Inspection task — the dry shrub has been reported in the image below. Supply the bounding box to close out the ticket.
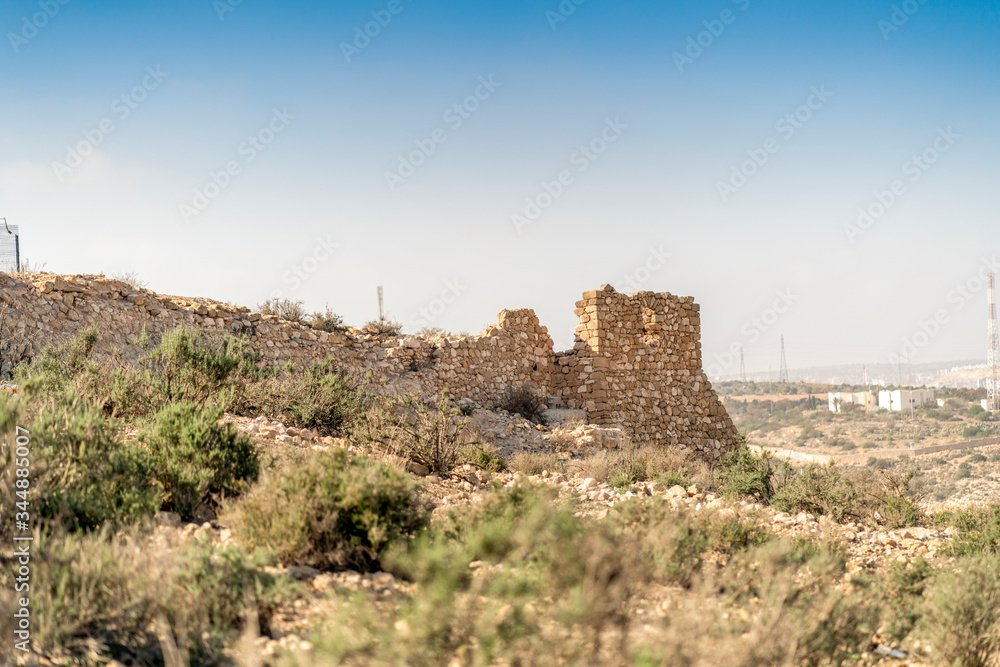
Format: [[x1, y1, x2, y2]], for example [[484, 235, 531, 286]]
[[569, 446, 714, 490], [508, 451, 564, 476], [361, 317, 403, 339], [496, 384, 545, 423], [257, 297, 306, 323]]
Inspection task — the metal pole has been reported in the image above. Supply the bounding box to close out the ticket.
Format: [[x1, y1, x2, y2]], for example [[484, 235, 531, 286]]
[[14, 234, 19, 273]]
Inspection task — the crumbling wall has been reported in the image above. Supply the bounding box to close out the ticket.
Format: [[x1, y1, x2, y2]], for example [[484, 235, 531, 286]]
[[553, 285, 737, 459], [1, 274, 737, 459]]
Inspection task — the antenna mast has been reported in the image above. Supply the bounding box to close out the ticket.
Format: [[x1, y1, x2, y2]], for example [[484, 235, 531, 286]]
[[377, 286, 384, 321], [739, 346, 747, 382], [779, 335, 788, 383], [988, 273, 999, 411]]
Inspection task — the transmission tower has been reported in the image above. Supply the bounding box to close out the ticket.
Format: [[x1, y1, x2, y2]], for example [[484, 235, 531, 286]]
[[988, 273, 999, 411], [739, 346, 747, 382], [779, 335, 788, 383]]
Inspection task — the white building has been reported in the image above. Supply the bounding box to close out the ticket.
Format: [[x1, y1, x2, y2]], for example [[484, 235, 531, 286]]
[[828, 391, 878, 413], [878, 388, 935, 411]]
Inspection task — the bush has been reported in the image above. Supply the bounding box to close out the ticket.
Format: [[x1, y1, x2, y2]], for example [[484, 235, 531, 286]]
[[257, 297, 306, 323], [0, 527, 294, 665], [773, 465, 923, 528], [466, 444, 506, 473], [362, 318, 403, 339], [616, 498, 770, 587], [224, 448, 429, 571], [496, 384, 545, 423], [144, 326, 264, 408], [370, 484, 641, 665], [715, 445, 782, 503], [351, 392, 470, 473], [138, 402, 260, 521], [938, 505, 1000, 557], [0, 397, 159, 532], [247, 359, 363, 435], [507, 451, 563, 476], [922, 555, 1000, 667], [308, 304, 348, 332]]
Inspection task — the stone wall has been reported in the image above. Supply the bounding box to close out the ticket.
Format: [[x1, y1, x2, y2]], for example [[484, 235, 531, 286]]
[[0, 273, 738, 459]]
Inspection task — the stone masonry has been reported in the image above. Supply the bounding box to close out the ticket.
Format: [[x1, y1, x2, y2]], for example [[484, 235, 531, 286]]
[[0, 273, 738, 459]]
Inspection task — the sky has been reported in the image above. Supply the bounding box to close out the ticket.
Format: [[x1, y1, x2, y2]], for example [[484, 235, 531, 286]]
[[0, 0, 997, 378]]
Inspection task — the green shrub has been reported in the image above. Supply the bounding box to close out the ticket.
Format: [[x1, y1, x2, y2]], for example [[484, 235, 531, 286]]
[[138, 402, 259, 521], [351, 392, 470, 473], [970, 453, 988, 463], [224, 449, 429, 571], [247, 359, 362, 435], [615, 498, 769, 587], [921, 555, 1000, 667], [14, 326, 99, 399], [368, 485, 640, 665], [715, 445, 782, 503], [964, 424, 987, 439], [956, 462, 973, 480], [466, 444, 506, 473], [773, 465, 922, 528], [144, 326, 264, 407], [0, 397, 159, 532], [0, 527, 294, 665], [937, 505, 1000, 557], [307, 304, 348, 332]]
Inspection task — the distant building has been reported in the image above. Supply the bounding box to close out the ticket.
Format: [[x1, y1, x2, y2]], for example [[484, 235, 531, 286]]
[[878, 389, 935, 411], [828, 391, 877, 413]]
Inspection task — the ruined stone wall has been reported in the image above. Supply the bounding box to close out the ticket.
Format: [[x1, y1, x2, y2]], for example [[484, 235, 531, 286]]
[[553, 285, 737, 459], [0, 273, 737, 459]]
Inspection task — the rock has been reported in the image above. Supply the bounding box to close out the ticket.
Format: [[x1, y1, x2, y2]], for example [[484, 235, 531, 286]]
[[580, 478, 597, 490], [406, 461, 430, 476], [288, 565, 321, 581], [155, 511, 181, 528]]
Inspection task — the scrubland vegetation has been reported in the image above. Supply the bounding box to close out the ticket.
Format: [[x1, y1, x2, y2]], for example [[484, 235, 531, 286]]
[[5, 329, 1000, 664]]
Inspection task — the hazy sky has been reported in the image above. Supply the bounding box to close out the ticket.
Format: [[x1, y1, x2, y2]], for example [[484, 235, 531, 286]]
[[1, 0, 997, 377]]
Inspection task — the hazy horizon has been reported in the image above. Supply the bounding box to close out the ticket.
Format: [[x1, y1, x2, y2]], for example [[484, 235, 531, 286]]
[[1, 0, 997, 375]]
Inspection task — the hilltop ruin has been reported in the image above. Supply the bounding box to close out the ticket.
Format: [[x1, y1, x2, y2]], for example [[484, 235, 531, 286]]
[[0, 275, 738, 459]]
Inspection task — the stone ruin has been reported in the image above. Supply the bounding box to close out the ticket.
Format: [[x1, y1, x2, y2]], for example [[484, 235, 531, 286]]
[[0, 274, 739, 460]]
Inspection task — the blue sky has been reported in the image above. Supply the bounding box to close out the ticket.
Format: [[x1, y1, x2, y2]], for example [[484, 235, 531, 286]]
[[1, 0, 997, 376]]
